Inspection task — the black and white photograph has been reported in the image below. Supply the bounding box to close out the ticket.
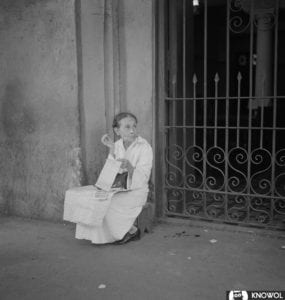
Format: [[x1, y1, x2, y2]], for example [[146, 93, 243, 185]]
[[0, 0, 284, 299]]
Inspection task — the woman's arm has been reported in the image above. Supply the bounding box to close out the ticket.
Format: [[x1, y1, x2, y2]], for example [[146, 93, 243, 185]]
[[129, 144, 153, 189]]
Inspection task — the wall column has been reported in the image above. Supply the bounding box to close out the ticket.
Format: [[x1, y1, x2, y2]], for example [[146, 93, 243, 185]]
[[104, 0, 123, 132], [253, 9, 274, 109], [241, 0, 275, 109]]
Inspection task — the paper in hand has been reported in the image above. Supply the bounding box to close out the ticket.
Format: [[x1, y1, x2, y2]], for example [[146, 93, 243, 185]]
[[95, 159, 122, 191]]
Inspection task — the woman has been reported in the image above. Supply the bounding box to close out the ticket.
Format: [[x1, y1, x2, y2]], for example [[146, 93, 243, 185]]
[[75, 112, 153, 244]]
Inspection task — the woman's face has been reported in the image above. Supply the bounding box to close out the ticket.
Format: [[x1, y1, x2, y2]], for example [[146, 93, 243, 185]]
[[115, 116, 137, 143]]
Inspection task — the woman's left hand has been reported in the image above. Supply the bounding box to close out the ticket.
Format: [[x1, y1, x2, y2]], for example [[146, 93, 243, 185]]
[[117, 159, 134, 175]]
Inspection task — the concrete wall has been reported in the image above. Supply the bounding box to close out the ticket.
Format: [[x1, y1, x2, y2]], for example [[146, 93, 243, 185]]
[[119, 0, 154, 144], [0, 0, 154, 220], [79, 0, 108, 184], [0, 0, 82, 220]]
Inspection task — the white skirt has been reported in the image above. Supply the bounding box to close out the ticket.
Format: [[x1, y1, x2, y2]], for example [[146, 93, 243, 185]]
[[75, 188, 148, 244]]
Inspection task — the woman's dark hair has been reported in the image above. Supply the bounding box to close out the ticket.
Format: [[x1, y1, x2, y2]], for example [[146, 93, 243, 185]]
[[112, 112, 138, 129]]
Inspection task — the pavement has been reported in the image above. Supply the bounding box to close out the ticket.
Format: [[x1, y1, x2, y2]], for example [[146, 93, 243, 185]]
[[0, 216, 284, 300]]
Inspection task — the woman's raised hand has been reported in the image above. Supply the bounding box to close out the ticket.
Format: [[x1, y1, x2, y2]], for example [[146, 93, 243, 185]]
[[101, 134, 114, 148]]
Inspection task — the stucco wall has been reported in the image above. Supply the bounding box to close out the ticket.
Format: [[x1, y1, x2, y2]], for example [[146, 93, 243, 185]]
[[0, 0, 81, 220], [119, 0, 154, 144], [79, 0, 108, 184], [0, 0, 154, 220]]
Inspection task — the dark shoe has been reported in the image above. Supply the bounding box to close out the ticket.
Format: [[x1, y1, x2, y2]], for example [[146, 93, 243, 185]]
[[115, 229, 141, 245]]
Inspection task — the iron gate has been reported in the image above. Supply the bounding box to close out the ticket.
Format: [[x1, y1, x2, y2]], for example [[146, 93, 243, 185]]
[[162, 0, 285, 229]]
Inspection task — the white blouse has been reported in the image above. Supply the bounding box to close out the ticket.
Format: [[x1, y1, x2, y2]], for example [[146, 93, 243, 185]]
[[108, 136, 153, 190]]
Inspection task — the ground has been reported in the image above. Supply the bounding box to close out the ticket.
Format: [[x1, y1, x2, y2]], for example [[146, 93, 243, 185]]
[[0, 216, 284, 300]]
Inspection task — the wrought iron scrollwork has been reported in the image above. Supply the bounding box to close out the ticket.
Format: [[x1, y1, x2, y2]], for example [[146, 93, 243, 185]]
[[186, 191, 203, 216], [250, 148, 272, 195], [163, 0, 284, 229], [273, 199, 285, 216], [228, 147, 248, 193], [275, 149, 285, 198], [249, 196, 271, 224], [166, 189, 183, 214], [228, 195, 248, 222], [229, 0, 250, 34], [205, 193, 225, 219], [185, 145, 203, 189], [165, 144, 184, 188], [205, 147, 225, 191]]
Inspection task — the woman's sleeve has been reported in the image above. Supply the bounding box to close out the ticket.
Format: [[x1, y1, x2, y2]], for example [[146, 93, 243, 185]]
[[129, 144, 153, 190]]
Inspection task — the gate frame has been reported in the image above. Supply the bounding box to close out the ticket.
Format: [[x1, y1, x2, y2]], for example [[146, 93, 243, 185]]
[[154, 0, 166, 218], [154, 0, 285, 229]]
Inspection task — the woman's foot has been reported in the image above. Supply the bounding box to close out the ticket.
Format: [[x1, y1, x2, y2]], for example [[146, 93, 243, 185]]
[[129, 225, 138, 234], [115, 228, 141, 245]]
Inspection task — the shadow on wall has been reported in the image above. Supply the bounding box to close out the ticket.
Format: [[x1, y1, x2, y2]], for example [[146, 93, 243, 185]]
[[0, 79, 36, 215], [0, 79, 84, 219], [1, 79, 36, 139]]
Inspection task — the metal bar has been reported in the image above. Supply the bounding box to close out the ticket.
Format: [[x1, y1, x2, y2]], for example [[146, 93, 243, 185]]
[[246, 0, 254, 222], [165, 211, 283, 230], [237, 72, 242, 147], [168, 0, 177, 216], [164, 186, 284, 201], [193, 74, 197, 144], [182, 0, 186, 214], [271, 0, 279, 221], [203, 0, 208, 215], [169, 0, 177, 126], [183, 0, 186, 99], [260, 80, 265, 148], [214, 73, 219, 147], [165, 95, 285, 101], [224, 0, 230, 219], [156, 0, 166, 218]]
